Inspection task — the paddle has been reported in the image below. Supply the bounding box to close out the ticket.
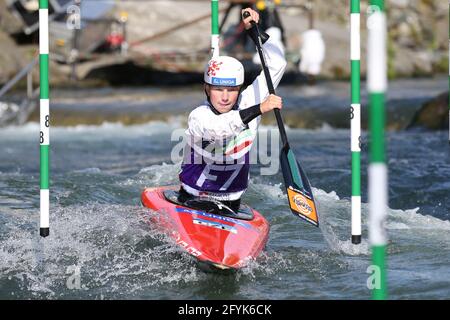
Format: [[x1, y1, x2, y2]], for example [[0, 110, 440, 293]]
[[243, 11, 319, 227]]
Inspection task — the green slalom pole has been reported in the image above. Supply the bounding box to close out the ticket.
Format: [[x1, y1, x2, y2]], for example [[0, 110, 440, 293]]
[[211, 0, 219, 57], [39, 0, 50, 238], [448, 0, 449, 143], [367, 0, 387, 300], [350, 0, 361, 244]]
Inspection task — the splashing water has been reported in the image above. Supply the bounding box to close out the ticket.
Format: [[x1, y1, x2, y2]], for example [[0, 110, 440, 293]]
[[1, 81, 449, 299]]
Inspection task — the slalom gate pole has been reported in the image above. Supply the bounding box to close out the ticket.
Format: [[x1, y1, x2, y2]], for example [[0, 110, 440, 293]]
[[350, 0, 362, 244], [211, 0, 220, 57], [39, 0, 50, 238], [367, 0, 388, 300]]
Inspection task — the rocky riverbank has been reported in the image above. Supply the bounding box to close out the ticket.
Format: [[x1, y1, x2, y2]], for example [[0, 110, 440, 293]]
[[0, 0, 448, 87], [15, 76, 445, 130]]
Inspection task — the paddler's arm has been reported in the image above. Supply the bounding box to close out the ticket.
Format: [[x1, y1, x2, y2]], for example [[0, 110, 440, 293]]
[[188, 97, 282, 140], [238, 12, 287, 109], [239, 94, 283, 124]]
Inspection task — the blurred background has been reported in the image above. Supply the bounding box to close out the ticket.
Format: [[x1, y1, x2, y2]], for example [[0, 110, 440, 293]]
[[0, 1, 449, 300], [0, 0, 448, 128]]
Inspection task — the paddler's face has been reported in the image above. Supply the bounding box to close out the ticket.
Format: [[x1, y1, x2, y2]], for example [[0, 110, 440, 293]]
[[205, 84, 240, 113]]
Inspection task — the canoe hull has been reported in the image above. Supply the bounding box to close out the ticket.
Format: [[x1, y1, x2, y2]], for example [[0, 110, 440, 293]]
[[140, 186, 270, 270]]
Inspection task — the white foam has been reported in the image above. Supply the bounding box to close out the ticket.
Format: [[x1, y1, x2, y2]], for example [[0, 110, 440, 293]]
[[314, 190, 450, 254], [0, 120, 182, 142], [391, 207, 450, 230], [72, 168, 102, 174], [0, 203, 207, 298], [312, 187, 340, 201], [248, 181, 285, 200], [251, 181, 450, 256], [135, 162, 180, 186]]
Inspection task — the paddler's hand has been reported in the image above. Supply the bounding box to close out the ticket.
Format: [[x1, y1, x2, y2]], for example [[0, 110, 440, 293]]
[[260, 94, 282, 114], [242, 8, 259, 30]]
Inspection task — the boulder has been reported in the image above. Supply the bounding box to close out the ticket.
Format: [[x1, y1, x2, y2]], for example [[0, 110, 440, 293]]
[[407, 91, 449, 130]]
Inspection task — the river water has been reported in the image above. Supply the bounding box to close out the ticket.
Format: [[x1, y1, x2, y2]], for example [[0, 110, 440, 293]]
[[0, 77, 449, 299]]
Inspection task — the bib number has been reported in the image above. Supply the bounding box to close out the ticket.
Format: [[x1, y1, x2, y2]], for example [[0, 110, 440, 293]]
[[196, 164, 243, 191]]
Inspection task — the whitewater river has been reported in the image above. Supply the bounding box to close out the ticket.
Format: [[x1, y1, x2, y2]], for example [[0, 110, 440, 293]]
[[0, 77, 449, 299]]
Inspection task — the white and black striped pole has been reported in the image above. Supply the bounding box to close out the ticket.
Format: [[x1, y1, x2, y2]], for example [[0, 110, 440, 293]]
[[367, 0, 387, 300], [211, 0, 220, 57], [350, 0, 361, 244], [39, 0, 50, 238]]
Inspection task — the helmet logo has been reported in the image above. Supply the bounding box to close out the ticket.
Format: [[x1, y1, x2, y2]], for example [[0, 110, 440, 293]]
[[211, 77, 236, 86], [207, 61, 223, 76]]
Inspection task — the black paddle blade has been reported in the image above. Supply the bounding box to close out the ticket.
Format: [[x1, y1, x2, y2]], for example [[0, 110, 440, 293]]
[[279, 146, 319, 227]]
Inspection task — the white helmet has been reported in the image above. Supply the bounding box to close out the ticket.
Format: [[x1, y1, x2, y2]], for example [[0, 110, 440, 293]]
[[204, 56, 244, 86]]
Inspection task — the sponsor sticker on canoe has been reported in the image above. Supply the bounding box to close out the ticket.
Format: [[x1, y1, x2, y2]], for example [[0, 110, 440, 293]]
[[193, 218, 238, 234], [287, 187, 318, 226], [175, 207, 255, 231]]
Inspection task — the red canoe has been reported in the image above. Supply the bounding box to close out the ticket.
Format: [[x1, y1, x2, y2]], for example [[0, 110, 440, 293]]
[[141, 186, 270, 270]]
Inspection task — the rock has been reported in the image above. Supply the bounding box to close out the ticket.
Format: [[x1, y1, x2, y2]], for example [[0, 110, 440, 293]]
[[0, 30, 25, 85], [0, 0, 448, 82], [391, 0, 409, 9], [407, 91, 449, 130], [0, 0, 23, 34], [414, 51, 434, 74]]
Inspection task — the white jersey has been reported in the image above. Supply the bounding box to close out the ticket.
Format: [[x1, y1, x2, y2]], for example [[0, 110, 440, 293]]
[[180, 36, 287, 200]]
